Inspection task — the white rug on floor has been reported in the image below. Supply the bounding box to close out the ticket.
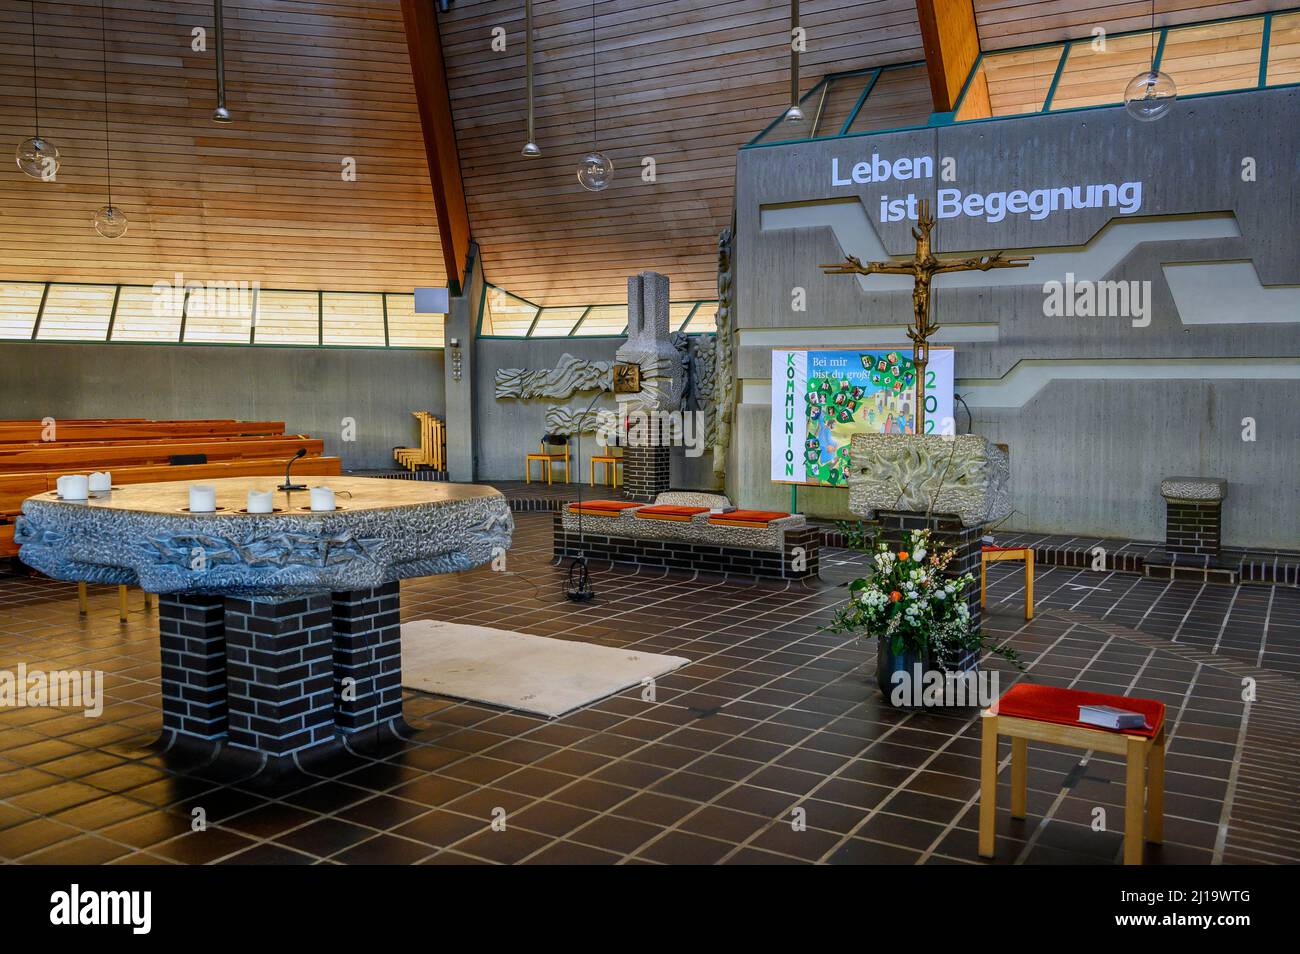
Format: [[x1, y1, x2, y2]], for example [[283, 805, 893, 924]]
[[400, 620, 690, 718]]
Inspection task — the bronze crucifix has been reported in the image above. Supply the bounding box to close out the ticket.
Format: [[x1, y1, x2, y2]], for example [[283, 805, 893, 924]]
[[820, 198, 1033, 434]]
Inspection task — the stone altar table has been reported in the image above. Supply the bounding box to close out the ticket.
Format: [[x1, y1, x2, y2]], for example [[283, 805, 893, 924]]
[[16, 476, 513, 770]]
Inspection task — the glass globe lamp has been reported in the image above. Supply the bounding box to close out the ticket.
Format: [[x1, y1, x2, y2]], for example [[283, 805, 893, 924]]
[[577, 151, 613, 192], [16, 136, 60, 180], [1124, 70, 1176, 122], [93, 205, 129, 239]]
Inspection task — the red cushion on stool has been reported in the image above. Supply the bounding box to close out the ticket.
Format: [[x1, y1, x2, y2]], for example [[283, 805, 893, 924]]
[[982, 545, 1030, 552], [992, 683, 1164, 738]]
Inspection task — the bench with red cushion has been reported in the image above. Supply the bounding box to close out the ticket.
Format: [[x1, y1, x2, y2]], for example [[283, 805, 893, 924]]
[[708, 509, 790, 528], [632, 504, 709, 522], [991, 683, 1165, 739], [566, 500, 642, 517]]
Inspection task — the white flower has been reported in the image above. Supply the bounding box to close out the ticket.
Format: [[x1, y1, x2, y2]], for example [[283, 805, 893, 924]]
[[934, 590, 946, 600], [913, 547, 927, 562]]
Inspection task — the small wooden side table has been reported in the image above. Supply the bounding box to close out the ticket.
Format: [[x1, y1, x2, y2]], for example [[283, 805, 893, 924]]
[[979, 683, 1165, 865]]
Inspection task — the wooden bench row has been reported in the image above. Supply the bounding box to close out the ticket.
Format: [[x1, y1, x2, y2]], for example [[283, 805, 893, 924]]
[[0, 436, 324, 472], [0, 420, 287, 443]]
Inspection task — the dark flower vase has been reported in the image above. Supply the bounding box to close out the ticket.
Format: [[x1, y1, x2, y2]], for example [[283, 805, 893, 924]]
[[876, 636, 930, 706]]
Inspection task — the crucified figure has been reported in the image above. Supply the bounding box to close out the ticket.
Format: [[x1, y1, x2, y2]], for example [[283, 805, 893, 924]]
[[820, 198, 1033, 434]]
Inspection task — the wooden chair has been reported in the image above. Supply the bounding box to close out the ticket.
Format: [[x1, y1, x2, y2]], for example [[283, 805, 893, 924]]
[[394, 411, 432, 471], [980, 684, 1165, 865], [589, 444, 623, 488], [77, 582, 153, 621], [525, 434, 570, 485], [980, 545, 1034, 620]]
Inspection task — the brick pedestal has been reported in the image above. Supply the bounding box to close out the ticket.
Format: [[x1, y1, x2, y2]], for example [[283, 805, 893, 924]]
[[1165, 500, 1223, 558], [155, 585, 409, 771], [224, 594, 336, 761], [622, 444, 670, 501], [875, 511, 983, 671], [331, 582, 405, 738], [158, 594, 227, 741]]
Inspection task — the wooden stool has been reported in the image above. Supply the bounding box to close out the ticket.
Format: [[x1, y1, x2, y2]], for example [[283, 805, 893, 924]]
[[979, 683, 1165, 865], [77, 582, 153, 621], [981, 545, 1034, 619]]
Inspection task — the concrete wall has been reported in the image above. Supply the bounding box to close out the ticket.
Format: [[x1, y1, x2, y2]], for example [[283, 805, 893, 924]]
[[0, 342, 445, 471], [732, 87, 1300, 547], [475, 336, 718, 491]]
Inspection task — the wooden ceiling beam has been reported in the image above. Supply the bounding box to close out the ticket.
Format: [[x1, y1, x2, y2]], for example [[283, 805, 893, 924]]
[[400, 0, 471, 294], [915, 0, 985, 114]]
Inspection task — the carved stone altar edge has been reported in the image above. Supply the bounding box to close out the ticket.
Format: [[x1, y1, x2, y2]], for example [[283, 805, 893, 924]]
[[16, 494, 514, 597]]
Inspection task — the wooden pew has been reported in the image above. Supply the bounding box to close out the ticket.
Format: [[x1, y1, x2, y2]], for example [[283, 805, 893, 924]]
[[0, 437, 324, 472], [0, 420, 287, 443]]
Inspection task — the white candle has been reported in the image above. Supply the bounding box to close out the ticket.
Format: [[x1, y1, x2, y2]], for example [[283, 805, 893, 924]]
[[309, 486, 336, 512], [88, 471, 112, 492], [189, 485, 216, 512], [61, 475, 89, 500], [247, 490, 274, 513]]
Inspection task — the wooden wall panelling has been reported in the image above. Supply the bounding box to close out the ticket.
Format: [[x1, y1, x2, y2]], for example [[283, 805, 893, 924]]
[[972, 0, 1289, 51], [0, 0, 444, 292], [436, 0, 926, 307]]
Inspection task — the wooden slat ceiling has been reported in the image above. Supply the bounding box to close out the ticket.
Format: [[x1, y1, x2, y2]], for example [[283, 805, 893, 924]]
[[438, 0, 925, 307], [0, 0, 443, 291], [973, 0, 1293, 51]]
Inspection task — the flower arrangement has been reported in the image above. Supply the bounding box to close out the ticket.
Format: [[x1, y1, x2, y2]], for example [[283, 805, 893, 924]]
[[829, 528, 1021, 669]]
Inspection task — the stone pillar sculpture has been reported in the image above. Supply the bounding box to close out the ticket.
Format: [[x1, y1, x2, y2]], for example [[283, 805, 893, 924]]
[[615, 271, 684, 500]]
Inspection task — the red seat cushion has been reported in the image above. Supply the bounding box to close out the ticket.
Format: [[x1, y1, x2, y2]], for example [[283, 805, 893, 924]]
[[709, 509, 790, 526], [634, 505, 709, 522], [567, 500, 639, 515], [992, 683, 1164, 738], [982, 545, 1031, 552]]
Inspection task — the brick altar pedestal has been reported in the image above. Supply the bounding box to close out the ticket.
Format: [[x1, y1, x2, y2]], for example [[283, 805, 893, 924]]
[[158, 583, 409, 769], [1145, 477, 1236, 584]]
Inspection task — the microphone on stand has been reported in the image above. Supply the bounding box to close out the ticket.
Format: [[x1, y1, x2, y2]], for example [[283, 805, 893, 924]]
[[278, 447, 308, 491]]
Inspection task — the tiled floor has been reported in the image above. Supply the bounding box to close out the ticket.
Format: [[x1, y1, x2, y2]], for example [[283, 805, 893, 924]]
[[0, 512, 1295, 865]]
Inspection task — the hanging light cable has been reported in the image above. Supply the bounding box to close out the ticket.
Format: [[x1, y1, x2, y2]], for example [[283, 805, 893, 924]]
[[1124, 0, 1176, 121], [784, 0, 803, 121], [213, 0, 232, 122], [93, 0, 127, 238], [576, 0, 612, 191], [521, 0, 540, 156], [15, 0, 60, 180]]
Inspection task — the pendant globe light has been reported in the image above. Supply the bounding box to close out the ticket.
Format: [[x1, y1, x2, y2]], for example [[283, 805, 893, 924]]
[[1125, 0, 1176, 121], [15, 1, 60, 180], [577, 0, 612, 191], [93, 0, 127, 238], [520, 0, 540, 157]]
